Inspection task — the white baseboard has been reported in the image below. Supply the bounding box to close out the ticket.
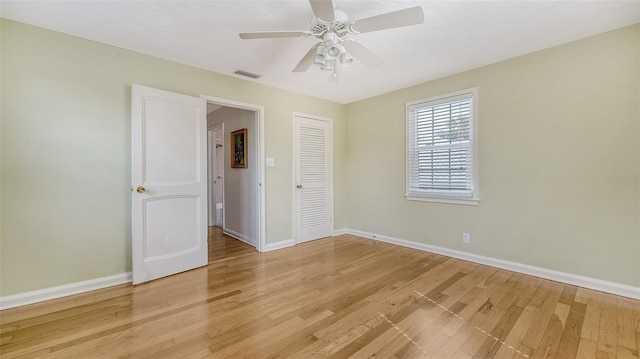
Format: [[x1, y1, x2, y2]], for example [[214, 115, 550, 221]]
[[333, 228, 348, 236], [347, 229, 640, 300], [263, 228, 346, 252], [262, 239, 295, 252], [4, 230, 636, 310], [0, 272, 132, 310], [223, 228, 256, 248]]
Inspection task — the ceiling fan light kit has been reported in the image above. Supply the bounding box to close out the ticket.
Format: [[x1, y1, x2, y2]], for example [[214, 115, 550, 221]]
[[323, 59, 335, 71], [313, 45, 327, 66], [339, 48, 353, 66], [316, 32, 352, 72], [239, 0, 425, 81], [323, 33, 342, 58]]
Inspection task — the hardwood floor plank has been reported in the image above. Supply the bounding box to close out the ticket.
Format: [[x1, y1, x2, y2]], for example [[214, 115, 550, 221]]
[[433, 273, 518, 358], [347, 308, 431, 358], [512, 275, 544, 309], [531, 302, 571, 359], [617, 345, 638, 359], [492, 304, 538, 359], [599, 296, 619, 357], [582, 293, 604, 343], [460, 306, 507, 356], [439, 270, 513, 338], [617, 297, 638, 355], [394, 313, 456, 358], [556, 301, 587, 358], [470, 304, 523, 359], [577, 338, 598, 358], [209, 316, 306, 358], [559, 285, 578, 305], [520, 281, 564, 352]]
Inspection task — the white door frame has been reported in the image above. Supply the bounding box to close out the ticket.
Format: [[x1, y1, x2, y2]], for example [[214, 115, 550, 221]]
[[201, 95, 265, 252], [207, 129, 215, 226], [207, 124, 224, 227], [292, 112, 334, 244]]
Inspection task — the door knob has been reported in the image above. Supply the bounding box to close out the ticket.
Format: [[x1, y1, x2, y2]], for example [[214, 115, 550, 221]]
[[136, 186, 146, 193], [296, 184, 303, 189]]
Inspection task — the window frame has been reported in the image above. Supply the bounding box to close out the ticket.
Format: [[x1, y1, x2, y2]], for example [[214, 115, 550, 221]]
[[405, 88, 479, 205]]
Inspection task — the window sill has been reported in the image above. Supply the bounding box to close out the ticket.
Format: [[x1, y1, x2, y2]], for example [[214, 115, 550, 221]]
[[405, 194, 479, 206]]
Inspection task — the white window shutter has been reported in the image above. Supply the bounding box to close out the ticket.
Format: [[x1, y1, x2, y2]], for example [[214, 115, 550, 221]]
[[407, 90, 477, 202]]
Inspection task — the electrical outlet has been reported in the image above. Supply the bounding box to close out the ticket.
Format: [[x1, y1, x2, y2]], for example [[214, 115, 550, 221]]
[[462, 233, 470, 244]]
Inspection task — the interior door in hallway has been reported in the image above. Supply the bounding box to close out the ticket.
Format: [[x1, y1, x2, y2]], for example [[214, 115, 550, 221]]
[[294, 114, 334, 243], [131, 84, 208, 285], [208, 124, 224, 228]]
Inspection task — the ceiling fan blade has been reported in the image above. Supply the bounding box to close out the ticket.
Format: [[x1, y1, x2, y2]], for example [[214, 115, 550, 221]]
[[344, 41, 385, 68], [309, 0, 335, 22], [239, 31, 311, 39], [350, 6, 424, 34], [293, 44, 320, 72]]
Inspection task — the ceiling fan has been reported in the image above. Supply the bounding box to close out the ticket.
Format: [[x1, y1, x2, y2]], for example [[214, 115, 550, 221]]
[[239, 0, 424, 81]]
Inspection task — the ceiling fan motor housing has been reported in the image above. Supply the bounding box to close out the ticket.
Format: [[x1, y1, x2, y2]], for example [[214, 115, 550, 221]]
[[310, 10, 350, 38]]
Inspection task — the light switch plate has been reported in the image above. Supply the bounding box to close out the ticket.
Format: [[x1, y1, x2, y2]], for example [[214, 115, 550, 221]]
[[266, 157, 275, 167]]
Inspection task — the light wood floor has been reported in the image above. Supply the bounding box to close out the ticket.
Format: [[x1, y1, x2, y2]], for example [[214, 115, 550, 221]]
[[1, 228, 638, 358]]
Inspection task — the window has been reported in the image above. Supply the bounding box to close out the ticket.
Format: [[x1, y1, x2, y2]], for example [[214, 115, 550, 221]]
[[406, 88, 478, 205]]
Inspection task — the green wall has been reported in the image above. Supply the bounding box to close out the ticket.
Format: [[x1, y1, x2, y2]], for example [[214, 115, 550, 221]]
[[346, 24, 640, 287], [1, 19, 638, 297], [0, 19, 347, 296]]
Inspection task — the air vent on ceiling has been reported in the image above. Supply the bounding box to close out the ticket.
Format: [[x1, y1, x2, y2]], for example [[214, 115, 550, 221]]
[[234, 70, 260, 79]]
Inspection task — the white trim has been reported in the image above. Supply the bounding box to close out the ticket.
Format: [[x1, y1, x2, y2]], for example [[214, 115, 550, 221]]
[[406, 91, 476, 109], [262, 239, 295, 252], [292, 112, 334, 124], [223, 228, 256, 247], [404, 195, 479, 206], [333, 228, 348, 236], [405, 87, 480, 203], [0, 273, 132, 310], [345, 229, 640, 300], [207, 126, 224, 226], [207, 129, 214, 226], [201, 95, 266, 252]]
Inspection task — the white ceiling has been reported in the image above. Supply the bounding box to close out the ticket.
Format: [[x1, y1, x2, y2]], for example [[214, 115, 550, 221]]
[[1, 0, 638, 104]]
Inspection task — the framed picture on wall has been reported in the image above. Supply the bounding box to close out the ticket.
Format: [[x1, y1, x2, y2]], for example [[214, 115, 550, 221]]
[[231, 128, 247, 168]]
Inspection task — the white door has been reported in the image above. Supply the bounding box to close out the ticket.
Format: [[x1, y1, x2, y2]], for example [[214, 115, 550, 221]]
[[131, 84, 208, 285], [294, 114, 333, 243]]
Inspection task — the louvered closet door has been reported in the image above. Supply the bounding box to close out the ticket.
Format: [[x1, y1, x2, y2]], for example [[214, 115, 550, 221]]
[[294, 115, 333, 243]]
